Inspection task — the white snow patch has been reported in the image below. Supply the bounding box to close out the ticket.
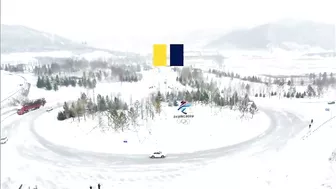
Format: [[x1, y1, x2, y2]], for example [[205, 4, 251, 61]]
[[34, 105, 270, 154]]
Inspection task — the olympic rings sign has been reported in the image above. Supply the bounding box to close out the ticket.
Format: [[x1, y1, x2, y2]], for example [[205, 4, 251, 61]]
[[176, 118, 190, 125]]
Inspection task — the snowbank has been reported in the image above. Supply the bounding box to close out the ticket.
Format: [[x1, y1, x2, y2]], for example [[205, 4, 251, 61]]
[[34, 105, 270, 154], [0, 71, 25, 102]]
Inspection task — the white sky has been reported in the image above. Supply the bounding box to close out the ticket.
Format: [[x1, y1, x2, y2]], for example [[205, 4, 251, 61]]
[[1, 0, 336, 52]]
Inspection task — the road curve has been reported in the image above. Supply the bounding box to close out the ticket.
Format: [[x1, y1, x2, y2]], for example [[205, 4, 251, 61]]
[[5, 105, 307, 168]]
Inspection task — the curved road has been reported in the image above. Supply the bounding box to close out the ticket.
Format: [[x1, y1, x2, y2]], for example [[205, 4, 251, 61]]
[[1, 104, 307, 188], [4, 106, 306, 164]]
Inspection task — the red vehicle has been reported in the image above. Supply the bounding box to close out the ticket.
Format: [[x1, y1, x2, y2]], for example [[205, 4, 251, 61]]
[[17, 98, 46, 115]]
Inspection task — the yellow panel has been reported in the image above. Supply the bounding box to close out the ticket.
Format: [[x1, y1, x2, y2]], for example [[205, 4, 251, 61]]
[[153, 44, 167, 67]]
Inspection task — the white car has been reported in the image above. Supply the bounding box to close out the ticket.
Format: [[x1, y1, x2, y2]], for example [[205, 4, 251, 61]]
[[149, 151, 166, 158], [46, 107, 53, 112]]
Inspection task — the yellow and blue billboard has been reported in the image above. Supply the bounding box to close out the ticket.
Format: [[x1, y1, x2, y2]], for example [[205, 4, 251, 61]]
[[153, 44, 184, 67]]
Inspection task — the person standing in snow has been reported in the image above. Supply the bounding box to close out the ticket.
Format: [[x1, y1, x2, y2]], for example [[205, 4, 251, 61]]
[[309, 124, 311, 129], [311, 119, 313, 124]]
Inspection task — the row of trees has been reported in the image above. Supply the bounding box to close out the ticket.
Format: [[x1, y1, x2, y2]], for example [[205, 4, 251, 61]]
[[33, 63, 142, 84], [1, 64, 25, 72], [36, 73, 97, 91], [255, 84, 318, 99], [57, 87, 258, 132], [210, 69, 264, 83]]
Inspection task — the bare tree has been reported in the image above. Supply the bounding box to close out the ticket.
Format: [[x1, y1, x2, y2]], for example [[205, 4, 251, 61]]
[[96, 112, 107, 132], [75, 100, 84, 122], [140, 99, 145, 120], [128, 107, 139, 128], [239, 94, 250, 118]]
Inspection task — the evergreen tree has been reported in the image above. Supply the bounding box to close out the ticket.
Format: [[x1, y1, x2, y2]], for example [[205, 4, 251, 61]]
[[36, 76, 43, 88], [45, 77, 53, 90], [98, 97, 107, 111], [78, 79, 83, 87], [70, 79, 76, 87], [64, 77, 70, 87], [63, 102, 70, 118], [53, 83, 59, 91], [57, 111, 66, 121]]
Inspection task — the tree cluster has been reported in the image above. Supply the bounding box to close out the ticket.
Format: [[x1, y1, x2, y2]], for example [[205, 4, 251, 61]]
[[36, 72, 97, 91], [57, 92, 134, 132], [210, 69, 263, 83], [110, 65, 142, 82], [1, 64, 25, 72]]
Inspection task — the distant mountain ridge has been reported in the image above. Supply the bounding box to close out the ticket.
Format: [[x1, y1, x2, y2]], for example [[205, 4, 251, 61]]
[[205, 20, 336, 51], [0, 25, 134, 56]]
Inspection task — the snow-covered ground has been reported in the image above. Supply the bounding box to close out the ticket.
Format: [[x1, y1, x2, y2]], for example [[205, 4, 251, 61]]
[[224, 56, 336, 76], [34, 105, 270, 154], [171, 100, 336, 189], [0, 71, 25, 102], [20, 67, 271, 154], [1, 53, 336, 189]]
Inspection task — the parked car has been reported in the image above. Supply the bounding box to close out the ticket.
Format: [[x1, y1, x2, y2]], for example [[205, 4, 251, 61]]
[[149, 151, 166, 158]]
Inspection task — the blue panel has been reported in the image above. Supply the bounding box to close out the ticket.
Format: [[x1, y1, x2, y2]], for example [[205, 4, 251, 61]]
[[169, 44, 184, 66]]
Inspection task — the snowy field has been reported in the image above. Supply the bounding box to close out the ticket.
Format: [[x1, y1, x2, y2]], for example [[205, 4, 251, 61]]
[[223, 56, 336, 76], [171, 100, 336, 189], [1, 51, 336, 189], [0, 71, 25, 102], [34, 105, 270, 154]]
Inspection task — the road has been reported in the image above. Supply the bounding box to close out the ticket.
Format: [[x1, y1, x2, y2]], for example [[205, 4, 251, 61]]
[[0, 77, 308, 188], [2, 105, 306, 163]]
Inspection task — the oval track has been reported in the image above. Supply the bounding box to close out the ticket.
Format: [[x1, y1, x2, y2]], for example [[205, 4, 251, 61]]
[[6, 105, 306, 166], [1, 104, 308, 188]]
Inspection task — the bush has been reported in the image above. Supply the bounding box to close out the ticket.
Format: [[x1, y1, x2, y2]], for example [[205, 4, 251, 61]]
[[57, 111, 66, 121]]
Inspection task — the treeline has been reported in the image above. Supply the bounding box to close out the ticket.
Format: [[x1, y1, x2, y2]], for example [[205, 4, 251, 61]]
[[175, 67, 263, 87], [33, 63, 142, 83], [36, 72, 97, 91], [1, 64, 25, 72], [210, 69, 264, 83], [255, 84, 318, 99], [57, 89, 258, 131]]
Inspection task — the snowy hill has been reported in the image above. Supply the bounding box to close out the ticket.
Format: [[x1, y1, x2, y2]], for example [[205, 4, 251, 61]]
[[0, 25, 92, 53], [0, 25, 136, 56], [205, 20, 336, 52]]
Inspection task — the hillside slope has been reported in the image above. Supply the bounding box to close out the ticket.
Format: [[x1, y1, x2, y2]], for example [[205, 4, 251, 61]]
[[205, 20, 336, 51]]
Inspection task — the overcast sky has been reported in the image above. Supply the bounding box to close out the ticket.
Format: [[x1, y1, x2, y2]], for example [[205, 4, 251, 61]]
[[2, 0, 335, 52]]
